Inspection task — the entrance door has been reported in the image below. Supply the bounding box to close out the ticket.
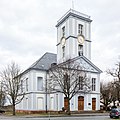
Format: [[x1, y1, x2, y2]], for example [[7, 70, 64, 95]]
[[92, 98, 96, 110], [64, 97, 69, 110], [78, 96, 84, 110]]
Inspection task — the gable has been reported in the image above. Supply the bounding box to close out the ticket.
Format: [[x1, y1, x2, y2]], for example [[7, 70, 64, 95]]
[[50, 55, 102, 74], [74, 56, 102, 74]]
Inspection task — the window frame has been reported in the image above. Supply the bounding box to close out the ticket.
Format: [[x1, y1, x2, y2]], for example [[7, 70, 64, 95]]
[[62, 46, 65, 58], [37, 77, 43, 91], [78, 24, 83, 35], [26, 78, 28, 91], [92, 78, 96, 91], [78, 44, 83, 56], [62, 26, 65, 37]]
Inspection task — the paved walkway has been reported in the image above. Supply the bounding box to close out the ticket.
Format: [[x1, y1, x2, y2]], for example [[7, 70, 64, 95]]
[[0, 112, 109, 119], [20, 112, 109, 118]]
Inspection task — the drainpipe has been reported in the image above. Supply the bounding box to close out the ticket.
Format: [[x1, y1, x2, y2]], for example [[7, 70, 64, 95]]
[[45, 71, 48, 113]]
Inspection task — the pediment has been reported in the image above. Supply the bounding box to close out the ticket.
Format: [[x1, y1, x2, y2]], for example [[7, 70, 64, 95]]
[[74, 56, 102, 73]]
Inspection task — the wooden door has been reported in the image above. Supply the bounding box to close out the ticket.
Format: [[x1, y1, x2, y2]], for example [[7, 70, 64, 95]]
[[92, 98, 96, 110], [64, 97, 69, 110], [78, 96, 84, 110]]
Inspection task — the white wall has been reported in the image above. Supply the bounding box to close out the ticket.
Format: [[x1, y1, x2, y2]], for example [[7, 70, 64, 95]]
[[57, 15, 91, 64]]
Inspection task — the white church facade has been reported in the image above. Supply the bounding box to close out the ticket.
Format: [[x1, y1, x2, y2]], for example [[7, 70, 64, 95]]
[[16, 9, 102, 112]]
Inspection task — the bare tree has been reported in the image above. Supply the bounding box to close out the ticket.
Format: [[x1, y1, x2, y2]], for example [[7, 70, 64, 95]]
[[0, 82, 5, 107], [100, 81, 115, 110], [49, 59, 91, 115], [107, 62, 120, 104], [0, 62, 25, 115]]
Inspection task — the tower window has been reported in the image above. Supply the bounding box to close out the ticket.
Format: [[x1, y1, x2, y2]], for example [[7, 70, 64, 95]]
[[78, 24, 83, 35], [62, 26, 65, 37], [62, 46, 65, 58], [78, 44, 83, 56], [92, 78, 96, 91]]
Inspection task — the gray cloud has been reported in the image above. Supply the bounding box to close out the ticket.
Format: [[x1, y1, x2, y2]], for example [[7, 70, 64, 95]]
[[0, 0, 120, 81]]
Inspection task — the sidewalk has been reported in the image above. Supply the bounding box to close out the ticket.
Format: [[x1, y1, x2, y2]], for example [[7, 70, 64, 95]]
[[23, 112, 109, 118], [1, 111, 109, 118]]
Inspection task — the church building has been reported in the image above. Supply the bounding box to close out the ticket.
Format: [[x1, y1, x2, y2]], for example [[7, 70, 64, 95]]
[[16, 9, 102, 112]]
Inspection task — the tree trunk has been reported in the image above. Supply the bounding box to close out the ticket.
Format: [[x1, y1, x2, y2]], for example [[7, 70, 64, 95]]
[[105, 104, 108, 111], [12, 99, 16, 116], [12, 105, 16, 115], [67, 99, 71, 115]]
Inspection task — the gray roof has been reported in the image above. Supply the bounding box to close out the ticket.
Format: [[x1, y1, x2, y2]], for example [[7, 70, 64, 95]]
[[22, 52, 101, 75], [27, 52, 57, 71]]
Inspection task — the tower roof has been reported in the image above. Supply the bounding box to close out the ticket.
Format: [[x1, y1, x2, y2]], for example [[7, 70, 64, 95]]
[[56, 9, 92, 27]]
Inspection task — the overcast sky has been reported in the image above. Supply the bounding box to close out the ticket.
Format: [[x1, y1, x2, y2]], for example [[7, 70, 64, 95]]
[[0, 0, 120, 81]]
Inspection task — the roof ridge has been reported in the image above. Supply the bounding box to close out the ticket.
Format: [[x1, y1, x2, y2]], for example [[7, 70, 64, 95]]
[[45, 52, 56, 55], [29, 55, 43, 69]]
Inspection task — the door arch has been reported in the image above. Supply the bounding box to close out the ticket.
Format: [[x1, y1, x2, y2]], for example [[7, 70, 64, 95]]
[[92, 98, 96, 110], [78, 96, 84, 110]]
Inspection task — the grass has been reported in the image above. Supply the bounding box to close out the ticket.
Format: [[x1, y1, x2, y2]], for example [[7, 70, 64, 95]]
[[4, 111, 63, 117]]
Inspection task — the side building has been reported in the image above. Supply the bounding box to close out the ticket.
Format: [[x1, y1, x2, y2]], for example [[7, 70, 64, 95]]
[[16, 9, 102, 112]]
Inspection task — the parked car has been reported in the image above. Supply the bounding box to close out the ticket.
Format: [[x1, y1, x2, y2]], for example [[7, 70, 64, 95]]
[[109, 108, 120, 119]]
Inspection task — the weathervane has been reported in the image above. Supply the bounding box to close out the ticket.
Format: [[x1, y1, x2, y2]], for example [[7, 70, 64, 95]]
[[72, 0, 74, 10]]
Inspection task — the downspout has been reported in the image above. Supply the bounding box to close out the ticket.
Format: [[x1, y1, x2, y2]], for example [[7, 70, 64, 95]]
[[45, 71, 48, 113]]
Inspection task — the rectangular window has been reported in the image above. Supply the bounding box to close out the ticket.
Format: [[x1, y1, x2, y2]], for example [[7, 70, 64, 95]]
[[92, 78, 96, 91], [21, 79, 24, 92], [78, 24, 83, 35], [78, 44, 83, 56], [62, 46, 65, 58], [37, 77, 43, 91], [26, 78, 28, 91], [79, 76, 83, 90], [64, 78, 67, 90], [62, 26, 65, 37], [64, 74, 70, 91], [64, 74, 67, 90]]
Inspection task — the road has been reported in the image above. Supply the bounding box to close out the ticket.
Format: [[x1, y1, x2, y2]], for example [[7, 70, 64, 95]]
[[0, 115, 115, 120]]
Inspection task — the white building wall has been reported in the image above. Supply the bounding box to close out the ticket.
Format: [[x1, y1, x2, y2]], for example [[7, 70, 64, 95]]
[[57, 16, 91, 64], [16, 70, 100, 111], [87, 94, 92, 110], [16, 10, 101, 112], [97, 94, 100, 110], [16, 69, 47, 111]]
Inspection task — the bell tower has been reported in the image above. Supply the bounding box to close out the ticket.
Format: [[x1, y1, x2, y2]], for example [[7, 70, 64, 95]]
[[56, 9, 92, 64]]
